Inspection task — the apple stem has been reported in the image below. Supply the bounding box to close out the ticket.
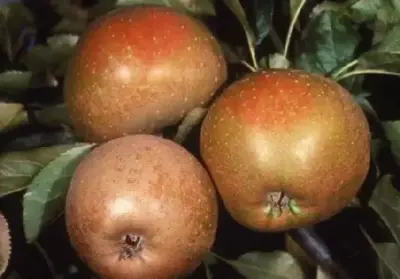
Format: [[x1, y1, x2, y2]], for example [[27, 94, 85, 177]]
[[283, 0, 307, 59]]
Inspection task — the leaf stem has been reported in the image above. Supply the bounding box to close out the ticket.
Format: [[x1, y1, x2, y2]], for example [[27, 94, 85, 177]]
[[336, 69, 400, 81], [240, 60, 257, 72], [331, 59, 359, 79], [283, 0, 307, 58], [33, 241, 57, 279], [247, 38, 259, 70]]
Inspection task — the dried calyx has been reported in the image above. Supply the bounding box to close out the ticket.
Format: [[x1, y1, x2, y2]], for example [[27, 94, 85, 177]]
[[119, 234, 144, 260], [265, 191, 300, 217]]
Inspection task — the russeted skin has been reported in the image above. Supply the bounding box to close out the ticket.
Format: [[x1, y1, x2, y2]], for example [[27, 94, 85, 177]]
[[200, 69, 370, 232], [0, 212, 10, 276], [64, 5, 227, 143], [65, 135, 218, 279]]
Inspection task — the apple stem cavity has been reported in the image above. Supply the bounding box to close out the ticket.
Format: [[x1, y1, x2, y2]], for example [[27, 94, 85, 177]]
[[119, 234, 143, 260]]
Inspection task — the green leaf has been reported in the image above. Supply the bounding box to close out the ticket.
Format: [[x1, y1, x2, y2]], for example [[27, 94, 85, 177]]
[[357, 24, 400, 73], [176, 0, 216, 16], [0, 102, 28, 132], [0, 144, 85, 198], [290, 0, 303, 20], [0, 71, 33, 91], [375, 243, 400, 279], [316, 266, 333, 279], [221, 0, 257, 64], [295, 11, 360, 75], [0, 71, 58, 93], [354, 92, 379, 120], [53, 17, 87, 34], [116, 0, 174, 6], [361, 230, 400, 279], [203, 253, 217, 279], [203, 252, 218, 267], [21, 34, 79, 76], [33, 104, 73, 128], [226, 251, 305, 279], [348, 0, 383, 22], [348, 0, 400, 44], [0, 3, 34, 61], [116, 0, 216, 15], [23, 144, 95, 243], [252, 0, 274, 46], [382, 121, 400, 168], [358, 52, 400, 73], [368, 174, 400, 243]]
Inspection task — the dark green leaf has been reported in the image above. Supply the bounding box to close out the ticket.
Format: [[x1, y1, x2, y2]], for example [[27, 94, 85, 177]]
[[358, 52, 400, 73], [348, 0, 383, 22], [23, 144, 94, 243], [252, 0, 274, 46], [0, 3, 34, 61], [361, 231, 400, 279], [21, 35, 79, 75], [205, 265, 213, 279], [203, 252, 218, 267], [290, 0, 303, 20], [368, 174, 400, 243], [33, 104, 72, 128], [116, 0, 216, 15], [375, 24, 400, 52], [354, 92, 379, 120], [221, 0, 257, 57], [4, 271, 22, 279], [176, 0, 216, 16], [0, 71, 58, 93], [382, 121, 400, 168], [203, 253, 217, 279], [295, 11, 360, 75], [348, 0, 400, 44], [0, 102, 28, 131], [53, 17, 87, 34], [0, 144, 85, 198], [116, 0, 174, 6], [316, 266, 333, 279], [227, 251, 305, 279], [357, 25, 400, 74], [375, 243, 400, 279]]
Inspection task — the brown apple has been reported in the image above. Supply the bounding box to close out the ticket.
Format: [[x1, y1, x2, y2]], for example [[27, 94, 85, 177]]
[[200, 69, 370, 232]]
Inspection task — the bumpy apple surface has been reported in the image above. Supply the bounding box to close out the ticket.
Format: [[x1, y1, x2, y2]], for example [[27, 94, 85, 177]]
[[64, 5, 227, 143], [65, 135, 218, 279], [200, 69, 370, 232]]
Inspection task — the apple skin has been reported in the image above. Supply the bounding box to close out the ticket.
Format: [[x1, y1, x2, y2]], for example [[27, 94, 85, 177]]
[[200, 69, 370, 232], [65, 135, 218, 279], [0, 212, 10, 277], [64, 5, 227, 143]]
